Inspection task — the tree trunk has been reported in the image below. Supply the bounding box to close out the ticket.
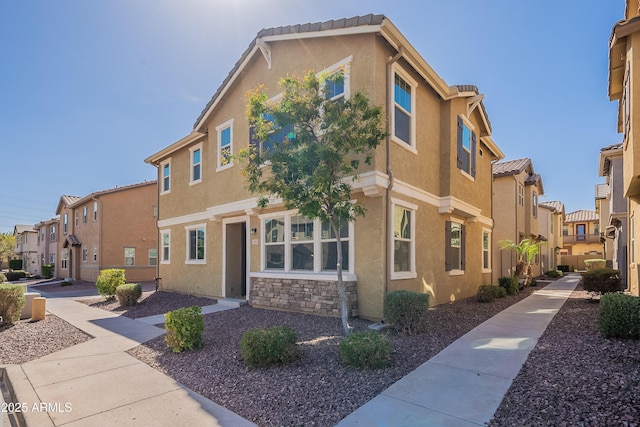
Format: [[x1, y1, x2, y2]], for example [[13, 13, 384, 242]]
[[331, 219, 352, 335]]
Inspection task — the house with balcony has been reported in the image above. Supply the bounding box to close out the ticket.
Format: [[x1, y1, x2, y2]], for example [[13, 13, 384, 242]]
[[492, 158, 545, 279], [609, 1, 639, 294], [33, 218, 59, 276], [145, 14, 505, 321], [539, 200, 565, 274], [54, 182, 158, 283], [598, 143, 627, 283], [13, 225, 38, 275], [560, 210, 602, 270]]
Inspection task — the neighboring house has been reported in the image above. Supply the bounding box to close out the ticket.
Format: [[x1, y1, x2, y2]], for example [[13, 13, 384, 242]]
[[55, 182, 158, 282], [14, 225, 38, 275], [598, 143, 628, 283], [539, 201, 565, 274], [145, 14, 505, 321], [492, 158, 545, 279], [33, 218, 59, 276], [608, 1, 640, 295], [560, 210, 602, 271]]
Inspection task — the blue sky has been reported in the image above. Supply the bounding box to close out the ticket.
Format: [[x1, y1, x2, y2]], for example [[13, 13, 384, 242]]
[[0, 0, 623, 233]]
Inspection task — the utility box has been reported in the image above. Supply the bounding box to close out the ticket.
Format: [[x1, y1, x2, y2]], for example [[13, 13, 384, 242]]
[[31, 297, 46, 321]]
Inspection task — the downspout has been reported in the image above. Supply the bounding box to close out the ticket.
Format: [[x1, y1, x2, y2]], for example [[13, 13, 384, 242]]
[[385, 46, 404, 297], [153, 164, 161, 292]]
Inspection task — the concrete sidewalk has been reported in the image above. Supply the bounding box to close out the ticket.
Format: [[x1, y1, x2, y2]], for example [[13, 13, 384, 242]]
[[4, 297, 256, 427], [337, 274, 581, 426]]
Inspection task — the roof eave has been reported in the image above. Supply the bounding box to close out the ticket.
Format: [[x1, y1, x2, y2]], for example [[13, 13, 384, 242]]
[[145, 131, 207, 165]]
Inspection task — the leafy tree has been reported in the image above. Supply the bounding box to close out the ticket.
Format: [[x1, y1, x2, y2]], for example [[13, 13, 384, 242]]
[[239, 72, 387, 335], [499, 239, 544, 287], [0, 233, 16, 270]]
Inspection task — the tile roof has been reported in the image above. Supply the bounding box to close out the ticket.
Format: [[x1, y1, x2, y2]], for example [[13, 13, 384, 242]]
[[565, 210, 599, 223], [539, 200, 565, 214], [492, 158, 531, 177], [595, 183, 610, 199]]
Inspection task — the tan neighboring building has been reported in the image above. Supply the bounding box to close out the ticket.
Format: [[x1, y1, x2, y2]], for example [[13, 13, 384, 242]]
[[492, 158, 545, 279], [145, 14, 505, 321], [33, 218, 59, 276], [539, 201, 565, 274], [609, 2, 639, 294], [55, 182, 158, 283], [14, 225, 38, 275], [561, 210, 602, 267]]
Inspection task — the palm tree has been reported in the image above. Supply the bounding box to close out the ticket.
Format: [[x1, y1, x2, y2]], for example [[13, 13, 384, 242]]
[[499, 239, 543, 287]]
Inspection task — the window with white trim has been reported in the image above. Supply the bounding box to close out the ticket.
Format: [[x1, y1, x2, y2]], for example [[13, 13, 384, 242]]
[[149, 248, 157, 266], [482, 229, 491, 271], [518, 184, 524, 207], [532, 192, 538, 218], [82, 248, 88, 262], [186, 224, 206, 263], [190, 144, 202, 183], [93, 201, 98, 221], [217, 119, 234, 170], [457, 116, 476, 177], [61, 250, 68, 269], [83, 206, 87, 224], [161, 231, 170, 263], [320, 56, 351, 102], [261, 212, 353, 273], [161, 160, 171, 194], [93, 247, 97, 262], [391, 65, 416, 150], [445, 220, 465, 273], [391, 200, 416, 279], [125, 247, 135, 266], [63, 213, 68, 234]]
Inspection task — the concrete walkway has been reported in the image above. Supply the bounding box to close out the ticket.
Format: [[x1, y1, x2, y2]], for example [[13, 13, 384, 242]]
[[336, 274, 581, 426], [3, 296, 256, 427]]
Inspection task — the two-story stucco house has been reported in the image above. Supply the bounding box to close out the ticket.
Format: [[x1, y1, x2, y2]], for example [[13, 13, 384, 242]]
[[598, 143, 627, 284], [145, 15, 504, 321], [55, 182, 158, 283], [561, 210, 602, 270], [33, 218, 59, 276], [539, 201, 565, 274], [14, 225, 38, 275], [609, 0, 640, 295], [492, 158, 545, 279]]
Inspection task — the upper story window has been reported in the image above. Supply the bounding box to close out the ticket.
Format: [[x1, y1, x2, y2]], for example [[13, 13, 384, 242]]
[[93, 201, 98, 221], [457, 116, 476, 178], [532, 192, 538, 218], [190, 143, 202, 183], [83, 206, 88, 224], [63, 213, 68, 234], [75, 211, 79, 226], [392, 66, 417, 151], [250, 112, 294, 156], [216, 120, 234, 170], [518, 184, 525, 207], [161, 160, 171, 194], [50, 225, 56, 242], [320, 56, 351, 102]]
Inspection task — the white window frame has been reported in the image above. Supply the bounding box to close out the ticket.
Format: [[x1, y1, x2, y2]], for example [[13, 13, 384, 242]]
[[149, 248, 158, 266], [83, 206, 88, 224], [448, 219, 465, 276], [458, 115, 475, 180], [160, 159, 171, 195], [93, 247, 97, 262], [482, 228, 491, 273], [61, 250, 68, 270], [518, 184, 524, 207], [318, 56, 352, 102], [82, 247, 88, 262], [390, 63, 417, 154], [216, 119, 234, 171], [185, 223, 206, 264], [161, 229, 171, 264], [190, 143, 203, 185], [125, 247, 135, 266], [93, 201, 98, 221], [390, 198, 417, 280], [258, 210, 355, 277]]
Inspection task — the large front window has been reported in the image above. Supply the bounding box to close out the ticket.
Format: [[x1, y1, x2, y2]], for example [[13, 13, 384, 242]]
[[262, 213, 352, 273]]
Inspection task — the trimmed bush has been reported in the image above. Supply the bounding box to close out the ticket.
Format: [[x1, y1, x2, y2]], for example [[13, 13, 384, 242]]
[[240, 325, 300, 368], [498, 276, 520, 295], [165, 305, 204, 353], [115, 283, 142, 307], [585, 259, 606, 271], [384, 290, 429, 335], [598, 293, 640, 339], [0, 272, 5, 284], [477, 285, 507, 303], [9, 259, 22, 270], [96, 269, 125, 298], [340, 331, 390, 370], [41, 264, 54, 279], [581, 268, 623, 294], [545, 270, 562, 278], [0, 284, 26, 325], [5, 270, 26, 282]]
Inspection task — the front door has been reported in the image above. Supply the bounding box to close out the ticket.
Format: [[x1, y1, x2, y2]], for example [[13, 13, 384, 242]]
[[225, 222, 247, 298]]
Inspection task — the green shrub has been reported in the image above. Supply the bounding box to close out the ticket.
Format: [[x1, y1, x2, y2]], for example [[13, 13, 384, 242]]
[[164, 305, 204, 353], [115, 283, 142, 307], [240, 325, 300, 368], [498, 276, 520, 295], [545, 270, 562, 278], [477, 285, 507, 303], [0, 272, 5, 284], [581, 268, 623, 294], [96, 269, 125, 298], [0, 284, 26, 325], [9, 259, 22, 270], [340, 331, 390, 369], [598, 293, 640, 339], [584, 259, 606, 271], [5, 270, 26, 282], [41, 264, 54, 279], [61, 280, 72, 286], [384, 290, 429, 335]]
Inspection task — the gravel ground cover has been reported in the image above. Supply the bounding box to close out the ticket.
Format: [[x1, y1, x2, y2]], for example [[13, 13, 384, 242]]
[[489, 288, 640, 427], [0, 315, 90, 365]]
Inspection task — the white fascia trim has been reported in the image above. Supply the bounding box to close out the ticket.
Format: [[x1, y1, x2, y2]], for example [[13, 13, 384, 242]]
[[391, 179, 440, 208], [251, 271, 358, 282], [261, 25, 382, 43]]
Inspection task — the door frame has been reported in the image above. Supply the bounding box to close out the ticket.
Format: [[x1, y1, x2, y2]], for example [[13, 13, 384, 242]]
[[222, 216, 250, 299]]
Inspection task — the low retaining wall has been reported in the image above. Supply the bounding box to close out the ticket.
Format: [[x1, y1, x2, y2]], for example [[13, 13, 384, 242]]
[[250, 277, 358, 317]]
